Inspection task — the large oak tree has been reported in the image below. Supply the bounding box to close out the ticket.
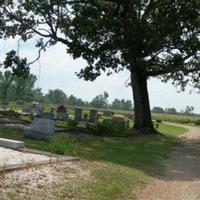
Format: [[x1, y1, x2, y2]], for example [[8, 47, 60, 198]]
[[0, 0, 200, 133]]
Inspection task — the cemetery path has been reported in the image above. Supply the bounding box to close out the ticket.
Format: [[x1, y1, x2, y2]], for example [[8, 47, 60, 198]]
[[139, 124, 200, 200]]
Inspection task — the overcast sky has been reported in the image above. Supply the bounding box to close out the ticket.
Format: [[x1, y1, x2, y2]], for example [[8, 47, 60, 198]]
[[1, 38, 200, 113]]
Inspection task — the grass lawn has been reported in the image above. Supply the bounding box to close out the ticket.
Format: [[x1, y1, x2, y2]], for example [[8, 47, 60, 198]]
[[0, 123, 187, 199]]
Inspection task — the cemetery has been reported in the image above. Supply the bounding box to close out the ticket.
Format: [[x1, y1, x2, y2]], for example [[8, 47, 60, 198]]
[[0, 100, 200, 199], [0, 1, 200, 199]]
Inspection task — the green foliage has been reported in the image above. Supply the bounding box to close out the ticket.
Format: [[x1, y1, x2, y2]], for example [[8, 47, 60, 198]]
[[67, 119, 78, 129], [3, 50, 29, 77], [0, 109, 20, 118], [49, 135, 76, 156], [46, 89, 67, 104], [95, 119, 128, 137], [110, 99, 133, 111], [90, 91, 109, 109], [1, 0, 200, 131], [0, 70, 38, 101], [194, 119, 200, 125], [156, 119, 162, 123]]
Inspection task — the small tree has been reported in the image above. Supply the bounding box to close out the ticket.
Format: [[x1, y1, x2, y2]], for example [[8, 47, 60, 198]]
[[184, 106, 194, 115], [47, 89, 67, 104], [152, 107, 165, 113], [1, 1, 200, 133]]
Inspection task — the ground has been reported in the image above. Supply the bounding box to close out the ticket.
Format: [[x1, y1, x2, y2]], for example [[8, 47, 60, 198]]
[[1, 123, 199, 199], [139, 124, 200, 200]]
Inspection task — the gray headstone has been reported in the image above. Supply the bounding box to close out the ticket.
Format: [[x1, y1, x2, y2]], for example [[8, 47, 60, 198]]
[[24, 118, 55, 141], [57, 112, 68, 121], [103, 111, 113, 116], [22, 106, 31, 113], [89, 110, 98, 123], [42, 112, 54, 120], [74, 108, 82, 121], [31, 106, 44, 117]]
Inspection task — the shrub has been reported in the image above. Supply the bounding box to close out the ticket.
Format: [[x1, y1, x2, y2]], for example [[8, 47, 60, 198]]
[[67, 119, 78, 129], [49, 135, 76, 155], [95, 119, 128, 137], [156, 119, 162, 123], [194, 119, 200, 125], [0, 110, 20, 118]]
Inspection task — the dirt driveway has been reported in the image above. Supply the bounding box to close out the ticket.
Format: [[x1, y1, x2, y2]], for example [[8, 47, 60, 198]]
[[139, 124, 200, 200]]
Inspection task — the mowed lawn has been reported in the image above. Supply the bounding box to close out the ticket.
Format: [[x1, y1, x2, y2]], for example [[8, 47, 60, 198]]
[[0, 123, 187, 200]]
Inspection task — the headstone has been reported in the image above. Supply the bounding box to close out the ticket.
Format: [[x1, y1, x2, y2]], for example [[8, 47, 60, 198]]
[[42, 112, 54, 120], [15, 99, 24, 105], [22, 106, 32, 113], [56, 105, 68, 121], [74, 108, 82, 121], [1, 99, 9, 110], [24, 118, 55, 141], [57, 112, 68, 121], [89, 109, 98, 123], [31, 106, 43, 117], [103, 111, 113, 116], [112, 116, 126, 127]]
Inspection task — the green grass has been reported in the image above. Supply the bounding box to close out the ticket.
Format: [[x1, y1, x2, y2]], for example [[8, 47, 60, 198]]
[[0, 123, 187, 199]]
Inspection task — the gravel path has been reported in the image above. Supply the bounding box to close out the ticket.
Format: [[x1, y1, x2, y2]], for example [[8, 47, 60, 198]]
[[0, 147, 51, 168], [139, 124, 200, 200]]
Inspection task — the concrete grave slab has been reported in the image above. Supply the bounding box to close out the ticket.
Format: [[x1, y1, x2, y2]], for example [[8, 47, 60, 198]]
[[0, 138, 24, 149]]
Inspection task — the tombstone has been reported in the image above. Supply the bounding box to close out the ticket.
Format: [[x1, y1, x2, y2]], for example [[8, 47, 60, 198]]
[[42, 112, 54, 120], [22, 106, 32, 113], [24, 118, 55, 141], [15, 99, 24, 105], [57, 112, 68, 121], [89, 109, 98, 123], [1, 99, 9, 110], [103, 111, 112, 117], [112, 116, 126, 128], [31, 106, 44, 117], [56, 105, 68, 121], [126, 114, 135, 120], [74, 108, 82, 121]]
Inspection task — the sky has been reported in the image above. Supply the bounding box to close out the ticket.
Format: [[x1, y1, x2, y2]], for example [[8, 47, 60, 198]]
[[1, 38, 200, 114]]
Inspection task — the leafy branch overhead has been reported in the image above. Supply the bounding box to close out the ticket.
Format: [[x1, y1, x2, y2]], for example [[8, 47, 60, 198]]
[[2, 50, 29, 77], [0, 0, 199, 132], [1, 0, 199, 88]]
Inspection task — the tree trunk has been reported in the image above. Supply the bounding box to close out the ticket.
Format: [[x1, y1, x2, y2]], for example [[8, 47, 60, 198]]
[[130, 71, 156, 134]]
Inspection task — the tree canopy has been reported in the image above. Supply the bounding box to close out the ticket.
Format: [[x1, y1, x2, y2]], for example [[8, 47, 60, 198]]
[[0, 0, 199, 132]]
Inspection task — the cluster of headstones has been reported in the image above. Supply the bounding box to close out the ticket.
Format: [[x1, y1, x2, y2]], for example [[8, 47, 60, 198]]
[[24, 104, 134, 141], [24, 106, 101, 141]]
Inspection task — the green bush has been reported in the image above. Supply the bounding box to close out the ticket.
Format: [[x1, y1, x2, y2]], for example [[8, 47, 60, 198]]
[[0, 110, 20, 118], [156, 119, 162, 123], [67, 119, 78, 129], [194, 119, 200, 125], [49, 135, 76, 155], [95, 119, 128, 137]]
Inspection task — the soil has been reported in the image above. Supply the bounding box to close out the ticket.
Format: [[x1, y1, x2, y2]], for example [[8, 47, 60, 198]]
[[139, 124, 200, 200]]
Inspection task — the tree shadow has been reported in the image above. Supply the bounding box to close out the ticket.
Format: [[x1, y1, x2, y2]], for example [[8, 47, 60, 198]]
[[77, 134, 200, 181]]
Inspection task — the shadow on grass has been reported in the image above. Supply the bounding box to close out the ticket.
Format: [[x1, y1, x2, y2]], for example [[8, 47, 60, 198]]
[[76, 134, 176, 177], [1, 123, 198, 182]]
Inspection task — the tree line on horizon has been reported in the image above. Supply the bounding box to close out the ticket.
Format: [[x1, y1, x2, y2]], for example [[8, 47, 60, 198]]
[[0, 71, 196, 115]]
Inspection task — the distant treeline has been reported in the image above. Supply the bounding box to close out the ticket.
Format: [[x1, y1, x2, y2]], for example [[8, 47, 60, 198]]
[[0, 71, 133, 111], [0, 71, 196, 114]]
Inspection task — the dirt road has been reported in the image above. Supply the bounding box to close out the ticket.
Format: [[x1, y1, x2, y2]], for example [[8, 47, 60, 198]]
[[139, 124, 200, 200]]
